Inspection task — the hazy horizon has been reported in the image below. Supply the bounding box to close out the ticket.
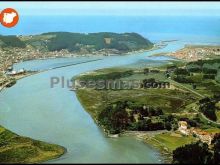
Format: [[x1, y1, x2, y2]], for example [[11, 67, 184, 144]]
[[1, 2, 220, 16]]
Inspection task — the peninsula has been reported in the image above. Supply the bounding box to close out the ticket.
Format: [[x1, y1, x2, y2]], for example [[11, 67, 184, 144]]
[[0, 125, 66, 164], [74, 47, 220, 163]]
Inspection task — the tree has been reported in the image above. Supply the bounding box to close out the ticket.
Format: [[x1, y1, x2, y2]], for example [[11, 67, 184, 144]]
[[174, 68, 190, 75], [98, 101, 130, 134], [144, 68, 149, 74], [202, 108, 217, 121], [203, 74, 215, 80], [212, 133, 220, 164], [142, 78, 156, 88], [188, 67, 202, 73], [192, 84, 197, 90], [165, 72, 170, 78], [173, 75, 193, 83], [200, 101, 217, 121], [199, 97, 211, 105], [202, 68, 218, 75], [173, 141, 213, 164], [165, 122, 172, 131], [213, 94, 220, 102]]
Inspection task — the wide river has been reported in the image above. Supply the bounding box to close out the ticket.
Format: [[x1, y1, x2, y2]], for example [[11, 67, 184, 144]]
[[0, 41, 185, 163]]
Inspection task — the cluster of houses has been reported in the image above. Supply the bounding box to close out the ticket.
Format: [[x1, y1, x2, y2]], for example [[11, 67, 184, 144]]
[[178, 121, 214, 145], [169, 46, 220, 61], [0, 46, 79, 75]]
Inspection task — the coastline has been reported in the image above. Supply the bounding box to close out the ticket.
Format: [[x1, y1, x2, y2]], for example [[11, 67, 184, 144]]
[[72, 43, 205, 164], [121, 130, 173, 163], [38, 146, 67, 164], [0, 70, 67, 163], [4, 43, 161, 69], [0, 50, 151, 163], [0, 58, 104, 92], [0, 43, 171, 163], [75, 90, 172, 164], [0, 71, 40, 92], [149, 43, 220, 62], [0, 125, 66, 164], [71, 44, 173, 163], [0, 73, 67, 164]]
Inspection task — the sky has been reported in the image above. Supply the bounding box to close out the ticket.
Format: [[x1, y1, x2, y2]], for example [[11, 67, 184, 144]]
[[1, 1, 220, 16]]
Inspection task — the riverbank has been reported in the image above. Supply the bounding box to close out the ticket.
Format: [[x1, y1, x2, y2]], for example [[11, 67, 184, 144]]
[[75, 86, 197, 163], [0, 71, 39, 92], [73, 63, 197, 162], [109, 130, 197, 164], [0, 125, 66, 164], [1, 58, 104, 93], [120, 130, 172, 163], [73, 54, 220, 163], [0, 72, 67, 163], [0, 41, 189, 163], [73, 102, 174, 164], [1, 37, 170, 76]]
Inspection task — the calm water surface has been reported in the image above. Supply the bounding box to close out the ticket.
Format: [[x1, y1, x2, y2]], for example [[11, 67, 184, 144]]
[[0, 41, 187, 163]]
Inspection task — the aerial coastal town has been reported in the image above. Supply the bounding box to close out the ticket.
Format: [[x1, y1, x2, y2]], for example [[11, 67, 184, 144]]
[[1, 33, 220, 163], [0, 32, 160, 91], [168, 45, 220, 61], [0, 47, 66, 91], [2, 1, 220, 164], [1, 39, 220, 91]]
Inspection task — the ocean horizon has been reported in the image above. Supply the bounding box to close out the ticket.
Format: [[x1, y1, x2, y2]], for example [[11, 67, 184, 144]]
[[1, 15, 220, 44]]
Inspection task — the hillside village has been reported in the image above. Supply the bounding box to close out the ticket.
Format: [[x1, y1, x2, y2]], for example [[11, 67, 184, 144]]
[[0, 46, 75, 91]]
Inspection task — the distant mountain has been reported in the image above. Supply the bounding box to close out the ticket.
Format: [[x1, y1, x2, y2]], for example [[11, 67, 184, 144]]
[[0, 32, 153, 53]]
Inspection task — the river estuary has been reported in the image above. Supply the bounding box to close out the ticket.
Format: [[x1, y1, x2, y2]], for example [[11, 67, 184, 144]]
[[0, 41, 185, 163]]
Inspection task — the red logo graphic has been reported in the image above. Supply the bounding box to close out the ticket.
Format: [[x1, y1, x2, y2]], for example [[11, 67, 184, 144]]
[[0, 8, 19, 28]]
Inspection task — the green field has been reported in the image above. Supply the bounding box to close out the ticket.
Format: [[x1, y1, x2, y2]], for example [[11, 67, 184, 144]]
[[75, 58, 220, 134], [216, 111, 220, 123], [146, 132, 196, 152], [77, 86, 197, 120], [204, 127, 220, 134]]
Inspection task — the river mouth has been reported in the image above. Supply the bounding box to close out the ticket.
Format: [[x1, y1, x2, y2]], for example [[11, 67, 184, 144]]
[[0, 41, 184, 163]]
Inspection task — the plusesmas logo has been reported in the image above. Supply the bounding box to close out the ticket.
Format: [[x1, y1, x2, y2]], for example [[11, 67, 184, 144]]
[[0, 8, 19, 28]]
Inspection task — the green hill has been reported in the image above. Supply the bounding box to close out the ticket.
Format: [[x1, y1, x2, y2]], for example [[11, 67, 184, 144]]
[[0, 32, 153, 54], [0, 125, 65, 163], [42, 32, 153, 52], [0, 35, 26, 48]]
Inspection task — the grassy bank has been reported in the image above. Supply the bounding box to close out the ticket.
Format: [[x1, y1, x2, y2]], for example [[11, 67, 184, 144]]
[[0, 126, 66, 164], [144, 131, 196, 163]]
